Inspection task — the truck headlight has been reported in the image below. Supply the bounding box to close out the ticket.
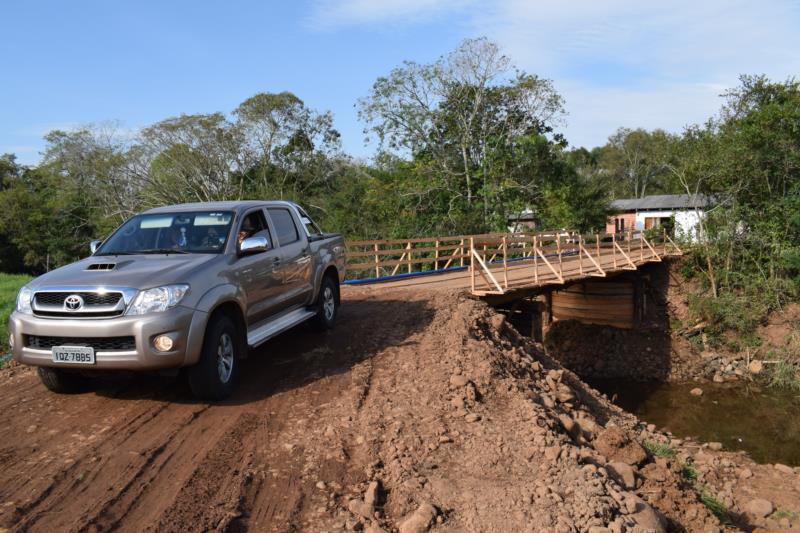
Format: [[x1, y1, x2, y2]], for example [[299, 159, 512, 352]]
[[127, 285, 189, 315], [15, 286, 33, 314]]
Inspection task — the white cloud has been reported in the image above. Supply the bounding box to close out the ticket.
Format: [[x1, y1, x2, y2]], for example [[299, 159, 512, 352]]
[[473, 0, 800, 146], [307, 0, 475, 30], [559, 82, 722, 148], [308, 0, 800, 147]]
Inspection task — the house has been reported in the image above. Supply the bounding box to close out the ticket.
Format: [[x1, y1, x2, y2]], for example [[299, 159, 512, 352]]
[[507, 208, 537, 233], [606, 194, 710, 241]]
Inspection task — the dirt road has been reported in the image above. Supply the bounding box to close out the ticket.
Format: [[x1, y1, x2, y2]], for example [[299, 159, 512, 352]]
[[0, 288, 433, 532], [1, 286, 797, 532]]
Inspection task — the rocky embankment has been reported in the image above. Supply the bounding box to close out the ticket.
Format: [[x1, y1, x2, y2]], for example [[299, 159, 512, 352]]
[[317, 290, 731, 532]]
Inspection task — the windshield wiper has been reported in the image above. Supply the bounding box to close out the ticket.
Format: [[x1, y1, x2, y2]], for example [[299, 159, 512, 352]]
[[138, 248, 190, 255]]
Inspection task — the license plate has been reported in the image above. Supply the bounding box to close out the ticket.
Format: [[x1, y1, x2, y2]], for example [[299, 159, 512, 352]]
[[51, 346, 96, 365]]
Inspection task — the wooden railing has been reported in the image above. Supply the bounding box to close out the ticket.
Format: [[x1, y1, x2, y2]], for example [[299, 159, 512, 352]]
[[465, 229, 682, 294], [345, 228, 683, 292]]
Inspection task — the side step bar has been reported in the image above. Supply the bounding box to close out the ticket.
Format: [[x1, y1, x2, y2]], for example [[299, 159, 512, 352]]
[[247, 308, 317, 348]]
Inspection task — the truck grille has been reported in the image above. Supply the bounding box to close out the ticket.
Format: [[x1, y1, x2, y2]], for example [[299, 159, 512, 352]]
[[25, 335, 136, 351], [32, 290, 126, 318], [35, 292, 122, 306]]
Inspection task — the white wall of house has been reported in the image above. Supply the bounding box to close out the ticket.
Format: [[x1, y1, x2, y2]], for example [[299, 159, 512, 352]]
[[634, 209, 704, 241], [674, 210, 704, 241]]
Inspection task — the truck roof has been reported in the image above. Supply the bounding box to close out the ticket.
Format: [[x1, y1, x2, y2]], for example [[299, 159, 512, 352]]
[[143, 200, 300, 215]]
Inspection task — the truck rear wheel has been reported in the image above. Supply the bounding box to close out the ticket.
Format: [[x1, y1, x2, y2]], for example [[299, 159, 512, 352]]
[[37, 367, 89, 394], [188, 314, 241, 401], [312, 275, 339, 331]]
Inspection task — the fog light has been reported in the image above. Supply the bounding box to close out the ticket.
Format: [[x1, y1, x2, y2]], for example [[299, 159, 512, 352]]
[[153, 335, 174, 352]]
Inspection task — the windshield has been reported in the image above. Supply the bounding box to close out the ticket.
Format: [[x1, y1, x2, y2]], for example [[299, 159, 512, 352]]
[[96, 211, 234, 255]]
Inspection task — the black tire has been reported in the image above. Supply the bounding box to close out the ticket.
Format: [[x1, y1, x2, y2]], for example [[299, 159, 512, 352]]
[[188, 314, 241, 401], [311, 275, 339, 331], [37, 367, 89, 394]]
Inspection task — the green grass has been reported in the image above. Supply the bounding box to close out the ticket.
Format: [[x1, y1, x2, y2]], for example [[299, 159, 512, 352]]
[[679, 461, 732, 524], [695, 483, 732, 525], [773, 509, 797, 521], [769, 349, 800, 392], [681, 462, 699, 481], [0, 273, 33, 359], [643, 440, 677, 458]]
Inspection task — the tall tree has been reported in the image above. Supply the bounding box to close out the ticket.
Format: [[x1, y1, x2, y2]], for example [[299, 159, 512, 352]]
[[600, 128, 678, 198], [358, 37, 566, 232]]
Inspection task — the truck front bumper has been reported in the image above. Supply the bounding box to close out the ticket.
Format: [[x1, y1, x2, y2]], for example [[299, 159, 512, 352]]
[[8, 306, 208, 371]]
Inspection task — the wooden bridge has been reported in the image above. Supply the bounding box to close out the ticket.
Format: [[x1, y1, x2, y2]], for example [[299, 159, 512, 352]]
[[344, 229, 683, 298]]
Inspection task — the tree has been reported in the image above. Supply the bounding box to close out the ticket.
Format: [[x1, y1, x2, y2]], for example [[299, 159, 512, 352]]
[[137, 113, 246, 204], [0, 166, 99, 273], [600, 128, 678, 198], [234, 92, 341, 198], [358, 37, 567, 232]]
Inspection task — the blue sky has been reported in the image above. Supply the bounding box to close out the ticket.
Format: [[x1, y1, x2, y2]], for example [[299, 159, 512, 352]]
[[2, 0, 799, 165]]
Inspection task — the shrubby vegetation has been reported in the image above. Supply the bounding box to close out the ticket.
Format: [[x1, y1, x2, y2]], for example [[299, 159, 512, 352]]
[[0, 39, 798, 339]]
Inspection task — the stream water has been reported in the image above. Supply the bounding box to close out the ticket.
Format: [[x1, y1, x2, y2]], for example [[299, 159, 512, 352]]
[[590, 380, 800, 466]]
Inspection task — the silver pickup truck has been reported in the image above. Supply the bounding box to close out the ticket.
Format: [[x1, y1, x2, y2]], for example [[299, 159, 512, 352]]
[[8, 200, 346, 400]]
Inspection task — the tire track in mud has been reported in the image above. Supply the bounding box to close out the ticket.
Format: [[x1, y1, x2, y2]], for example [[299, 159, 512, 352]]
[[7, 400, 206, 532], [147, 411, 261, 533], [0, 290, 435, 532], [3, 401, 173, 523]]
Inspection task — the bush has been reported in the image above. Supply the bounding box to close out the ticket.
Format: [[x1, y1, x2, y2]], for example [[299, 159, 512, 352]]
[[643, 440, 676, 458], [689, 292, 765, 339], [0, 273, 32, 356], [768, 348, 800, 392]]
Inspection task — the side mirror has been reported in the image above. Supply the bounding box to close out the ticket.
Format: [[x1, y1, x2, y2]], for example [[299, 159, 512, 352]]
[[239, 235, 270, 255], [90, 240, 102, 254]]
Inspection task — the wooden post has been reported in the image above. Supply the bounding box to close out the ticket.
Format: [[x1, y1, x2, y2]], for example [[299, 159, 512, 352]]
[[640, 232, 644, 261], [595, 233, 600, 260], [627, 229, 632, 256], [612, 233, 617, 269], [374, 243, 380, 278], [470, 237, 475, 292], [502, 236, 508, 289], [579, 235, 584, 275], [460, 239, 465, 267], [533, 235, 539, 284], [435, 239, 440, 270], [408, 242, 413, 273], [557, 233, 562, 277]]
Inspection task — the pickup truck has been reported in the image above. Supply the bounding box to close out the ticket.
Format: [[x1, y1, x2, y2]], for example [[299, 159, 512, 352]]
[[8, 200, 346, 400]]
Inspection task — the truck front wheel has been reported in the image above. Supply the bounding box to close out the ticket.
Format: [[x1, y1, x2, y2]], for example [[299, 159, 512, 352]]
[[188, 314, 241, 401], [37, 367, 89, 394]]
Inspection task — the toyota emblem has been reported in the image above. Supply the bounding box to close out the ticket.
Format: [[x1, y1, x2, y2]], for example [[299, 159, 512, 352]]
[[64, 294, 84, 311]]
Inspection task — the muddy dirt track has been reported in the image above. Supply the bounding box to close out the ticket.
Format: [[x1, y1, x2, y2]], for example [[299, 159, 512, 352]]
[[0, 288, 434, 532], [2, 286, 799, 533]]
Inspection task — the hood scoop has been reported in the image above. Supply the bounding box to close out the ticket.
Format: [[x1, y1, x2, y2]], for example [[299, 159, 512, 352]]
[[86, 263, 117, 271]]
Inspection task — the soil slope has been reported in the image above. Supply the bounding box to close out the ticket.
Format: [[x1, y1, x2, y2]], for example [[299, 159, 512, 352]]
[[0, 286, 796, 532]]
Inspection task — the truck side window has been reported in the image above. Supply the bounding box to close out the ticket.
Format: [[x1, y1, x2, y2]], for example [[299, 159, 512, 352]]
[[297, 207, 322, 236], [238, 210, 269, 245], [267, 208, 300, 246]]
